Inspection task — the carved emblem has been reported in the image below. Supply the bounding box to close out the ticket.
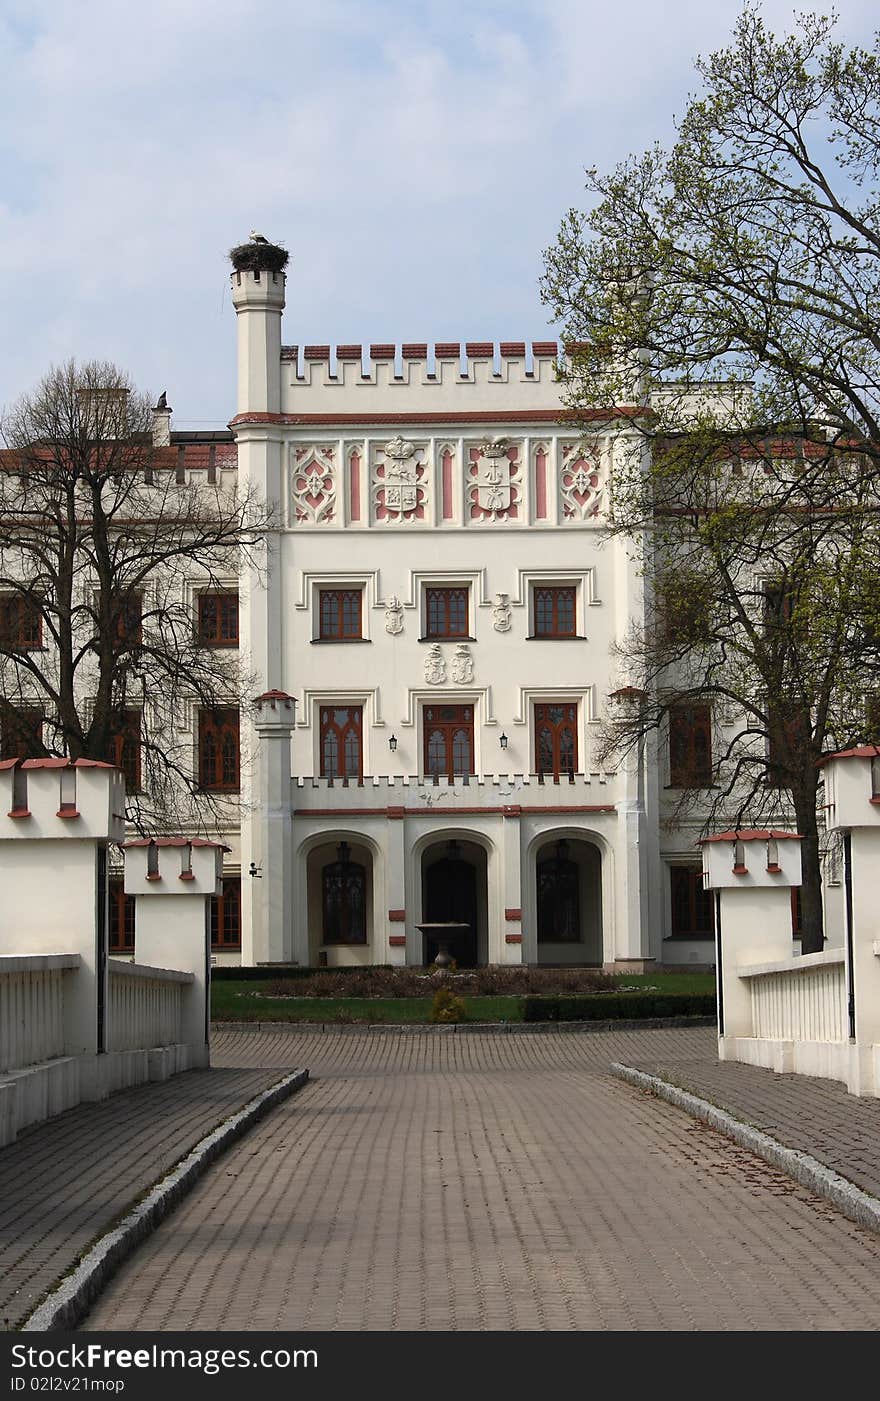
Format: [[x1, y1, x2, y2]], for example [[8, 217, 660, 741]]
[[492, 592, 512, 632], [373, 437, 427, 523], [291, 446, 336, 524], [450, 644, 474, 685], [424, 643, 446, 685], [385, 595, 404, 635], [560, 442, 605, 521], [467, 438, 521, 521]]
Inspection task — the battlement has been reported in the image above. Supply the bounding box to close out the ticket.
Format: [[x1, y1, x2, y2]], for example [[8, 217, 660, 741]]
[[278, 341, 566, 416]]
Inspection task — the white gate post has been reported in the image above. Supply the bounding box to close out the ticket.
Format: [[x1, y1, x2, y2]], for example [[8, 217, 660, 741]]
[[0, 758, 125, 1059], [701, 829, 802, 1061], [124, 837, 226, 1068], [821, 746, 880, 1096]]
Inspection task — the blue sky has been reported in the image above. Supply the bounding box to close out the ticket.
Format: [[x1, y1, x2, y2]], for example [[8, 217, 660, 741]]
[[0, 0, 877, 427]]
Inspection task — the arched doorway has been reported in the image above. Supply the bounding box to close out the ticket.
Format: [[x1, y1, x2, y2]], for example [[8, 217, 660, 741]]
[[534, 836, 602, 964], [420, 838, 487, 966], [306, 836, 376, 966]]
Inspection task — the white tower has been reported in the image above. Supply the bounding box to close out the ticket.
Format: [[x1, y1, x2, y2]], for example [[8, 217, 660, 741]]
[[230, 238, 289, 963]]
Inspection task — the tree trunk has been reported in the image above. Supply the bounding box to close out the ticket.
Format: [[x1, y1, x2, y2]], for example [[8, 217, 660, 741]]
[[793, 792, 824, 955]]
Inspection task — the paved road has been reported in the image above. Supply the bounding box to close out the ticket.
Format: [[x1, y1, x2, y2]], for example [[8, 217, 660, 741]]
[[83, 1027, 880, 1331], [0, 1066, 289, 1331]]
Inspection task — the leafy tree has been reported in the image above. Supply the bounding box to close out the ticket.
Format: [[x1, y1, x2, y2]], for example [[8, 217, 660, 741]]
[[0, 359, 266, 832], [542, 6, 880, 952]]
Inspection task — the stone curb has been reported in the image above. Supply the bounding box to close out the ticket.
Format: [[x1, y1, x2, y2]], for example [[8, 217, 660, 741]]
[[214, 1016, 716, 1036], [22, 1068, 310, 1332], [611, 1062, 880, 1237]]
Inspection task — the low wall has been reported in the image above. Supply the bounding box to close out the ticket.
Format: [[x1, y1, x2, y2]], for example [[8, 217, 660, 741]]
[[0, 954, 79, 1072], [0, 954, 203, 1148], [107, 961, 192, 1053], [719, 950, 851, 1086]]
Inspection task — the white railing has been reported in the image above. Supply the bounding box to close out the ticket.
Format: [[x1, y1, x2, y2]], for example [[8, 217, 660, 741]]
[[0, 954, 80, 1072], [106, 960, 193, 1053], [739, 950, 847, 1044]]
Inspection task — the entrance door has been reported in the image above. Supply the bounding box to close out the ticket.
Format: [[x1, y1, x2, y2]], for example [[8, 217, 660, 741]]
[[423, 856, 478, 966]]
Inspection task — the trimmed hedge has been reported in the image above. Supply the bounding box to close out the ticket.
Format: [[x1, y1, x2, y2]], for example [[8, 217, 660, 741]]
[[212, 965, 338, 982], [521, 993, 716, 1022]]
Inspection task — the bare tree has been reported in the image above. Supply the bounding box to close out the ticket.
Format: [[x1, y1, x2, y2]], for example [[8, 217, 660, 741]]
[[0, 359, 267, 834], [541, 7, 880, 952]]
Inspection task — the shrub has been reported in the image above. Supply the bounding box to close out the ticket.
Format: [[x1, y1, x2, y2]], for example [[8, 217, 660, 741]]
[[521, 992, 716, 1022], [429, 987, 467, 1023]]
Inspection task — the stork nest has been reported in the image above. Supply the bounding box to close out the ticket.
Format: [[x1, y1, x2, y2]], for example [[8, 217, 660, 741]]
[[229, 241, 289, 274]]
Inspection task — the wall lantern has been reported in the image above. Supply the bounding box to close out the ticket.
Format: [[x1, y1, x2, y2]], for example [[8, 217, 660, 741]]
[[389, 734, 398, 752], [499, 732, 509, 750]]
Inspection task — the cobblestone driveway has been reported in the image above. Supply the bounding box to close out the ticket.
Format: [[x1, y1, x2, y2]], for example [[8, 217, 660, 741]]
[[83, 1027, 880, 1331]]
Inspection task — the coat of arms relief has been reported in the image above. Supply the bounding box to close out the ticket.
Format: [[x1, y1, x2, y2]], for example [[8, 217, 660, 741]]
[[372, 436, 428, 523], [467, 438, 522, 522]]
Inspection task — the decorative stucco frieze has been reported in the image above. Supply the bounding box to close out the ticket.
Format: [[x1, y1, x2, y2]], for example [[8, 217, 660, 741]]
[[559, 441, 606, 521], [291, 445, 337, 524]]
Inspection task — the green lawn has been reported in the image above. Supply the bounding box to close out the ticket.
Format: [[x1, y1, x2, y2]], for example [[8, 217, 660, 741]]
[[211, 972, 715, 1024]]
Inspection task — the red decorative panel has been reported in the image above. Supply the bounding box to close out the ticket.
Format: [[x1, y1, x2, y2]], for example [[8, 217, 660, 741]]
[[388, 909, 406, 922], [504, 908, 522, 922], [505, 933, 523, 944], [389, 935, 406, 947]]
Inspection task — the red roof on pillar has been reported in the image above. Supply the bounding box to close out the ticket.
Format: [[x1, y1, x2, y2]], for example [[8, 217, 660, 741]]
[[817, 744, 880, 767]]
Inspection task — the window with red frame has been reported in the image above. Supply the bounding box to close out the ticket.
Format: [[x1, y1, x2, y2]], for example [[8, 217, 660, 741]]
[[0, 706, 44, 760], [533, 586, 576, 638], [318, 589, 362, 640], [766, 705, 811, 788], [109, 877, 135, 954], [100, 591, 142, 648], [107, 709, 142, 792], [670, 865, 715, 937], [535, 702, 577, 778], [423, 704, 474, 778], [211, 877, 241, 950], [198, 593, 239, 646], [199, 708, 240, 790], [0, 593, 42, 649], [424, 587, 469, 639], [322, 843, 367, 944], [669, 704, 712, 787], [320, 706, 363, 779]]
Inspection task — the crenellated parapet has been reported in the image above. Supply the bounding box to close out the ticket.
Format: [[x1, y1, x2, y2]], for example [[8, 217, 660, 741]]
[[278, 340, 565, 413]]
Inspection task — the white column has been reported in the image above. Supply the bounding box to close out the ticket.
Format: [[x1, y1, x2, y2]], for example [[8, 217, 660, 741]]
[[124, 838, 222, 1068], [822, 749, 880, 1095], [702, 830, 802, 1058], [251, 691, 296, 964], [385, 812, 407, 966], [501, 806, 524, 964], [0, 760, 125, 1057]]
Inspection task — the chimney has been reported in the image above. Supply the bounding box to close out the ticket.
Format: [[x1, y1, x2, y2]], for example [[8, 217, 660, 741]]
[[152, 391, 172, 447]]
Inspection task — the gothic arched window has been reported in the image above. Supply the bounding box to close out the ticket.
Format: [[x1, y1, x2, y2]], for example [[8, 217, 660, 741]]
[[537, 840, 580, 943], [322, 842, 367, 944]]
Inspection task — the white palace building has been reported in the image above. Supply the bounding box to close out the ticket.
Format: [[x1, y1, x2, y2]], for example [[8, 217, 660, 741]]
[[222, 245, 709, 975]]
